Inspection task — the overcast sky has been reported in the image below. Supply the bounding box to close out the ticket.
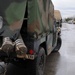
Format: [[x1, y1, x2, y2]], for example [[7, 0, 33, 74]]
[[52, 0, 75, 18]]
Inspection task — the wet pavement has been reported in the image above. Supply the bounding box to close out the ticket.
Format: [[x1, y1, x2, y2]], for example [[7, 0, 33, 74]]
[[0, 23, 75, 75], [44, 23, 75, 75]]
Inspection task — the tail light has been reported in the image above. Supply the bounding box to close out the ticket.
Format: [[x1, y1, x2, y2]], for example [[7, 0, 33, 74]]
[[29, 49, 35, 55]]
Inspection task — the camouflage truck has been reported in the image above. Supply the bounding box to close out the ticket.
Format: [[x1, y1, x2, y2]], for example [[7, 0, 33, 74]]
[[0, 0, 61, 75]]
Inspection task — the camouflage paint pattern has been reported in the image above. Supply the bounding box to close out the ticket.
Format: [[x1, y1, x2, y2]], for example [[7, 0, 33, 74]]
[[28, 0, 54, 35], [0, 0, 54, 40], [0, 0, 27, 39]]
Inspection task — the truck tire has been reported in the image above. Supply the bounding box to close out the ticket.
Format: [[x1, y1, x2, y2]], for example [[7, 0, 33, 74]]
[[58, 31, 61, 36], [53, 37, 62, 52], [11, 47, 46, 75], [36, 47, 46, 75]]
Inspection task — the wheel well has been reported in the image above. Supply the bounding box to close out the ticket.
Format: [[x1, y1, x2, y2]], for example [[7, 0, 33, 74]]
[[57, 37, 62, 45], [40, 42, 47, 55]]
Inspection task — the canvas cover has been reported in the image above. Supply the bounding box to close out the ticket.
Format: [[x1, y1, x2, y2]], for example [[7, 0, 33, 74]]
[[28, 0, 54, 35], [0, 0, 54, 39], [0, 0, 27, 39], [54, 10, 62, 21]]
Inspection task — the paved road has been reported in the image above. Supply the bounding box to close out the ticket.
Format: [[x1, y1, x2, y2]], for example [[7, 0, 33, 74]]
[[0, 23, 75, 75], [44, 23, 75, 75]]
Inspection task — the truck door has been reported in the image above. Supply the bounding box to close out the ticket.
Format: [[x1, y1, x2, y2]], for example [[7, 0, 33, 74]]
[[46, 16, 54, 55], [46, 0, 54, 55], [52, 20, 57, 47]]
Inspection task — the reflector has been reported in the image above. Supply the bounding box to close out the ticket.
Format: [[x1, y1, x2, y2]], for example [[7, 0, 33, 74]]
[[29, 49, 34, 55]]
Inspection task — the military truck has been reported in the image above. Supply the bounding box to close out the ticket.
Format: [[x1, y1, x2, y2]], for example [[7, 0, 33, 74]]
[[54, 10, 62, 35], [54, 10, 62, 27], [0, 0, 62, 75]]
